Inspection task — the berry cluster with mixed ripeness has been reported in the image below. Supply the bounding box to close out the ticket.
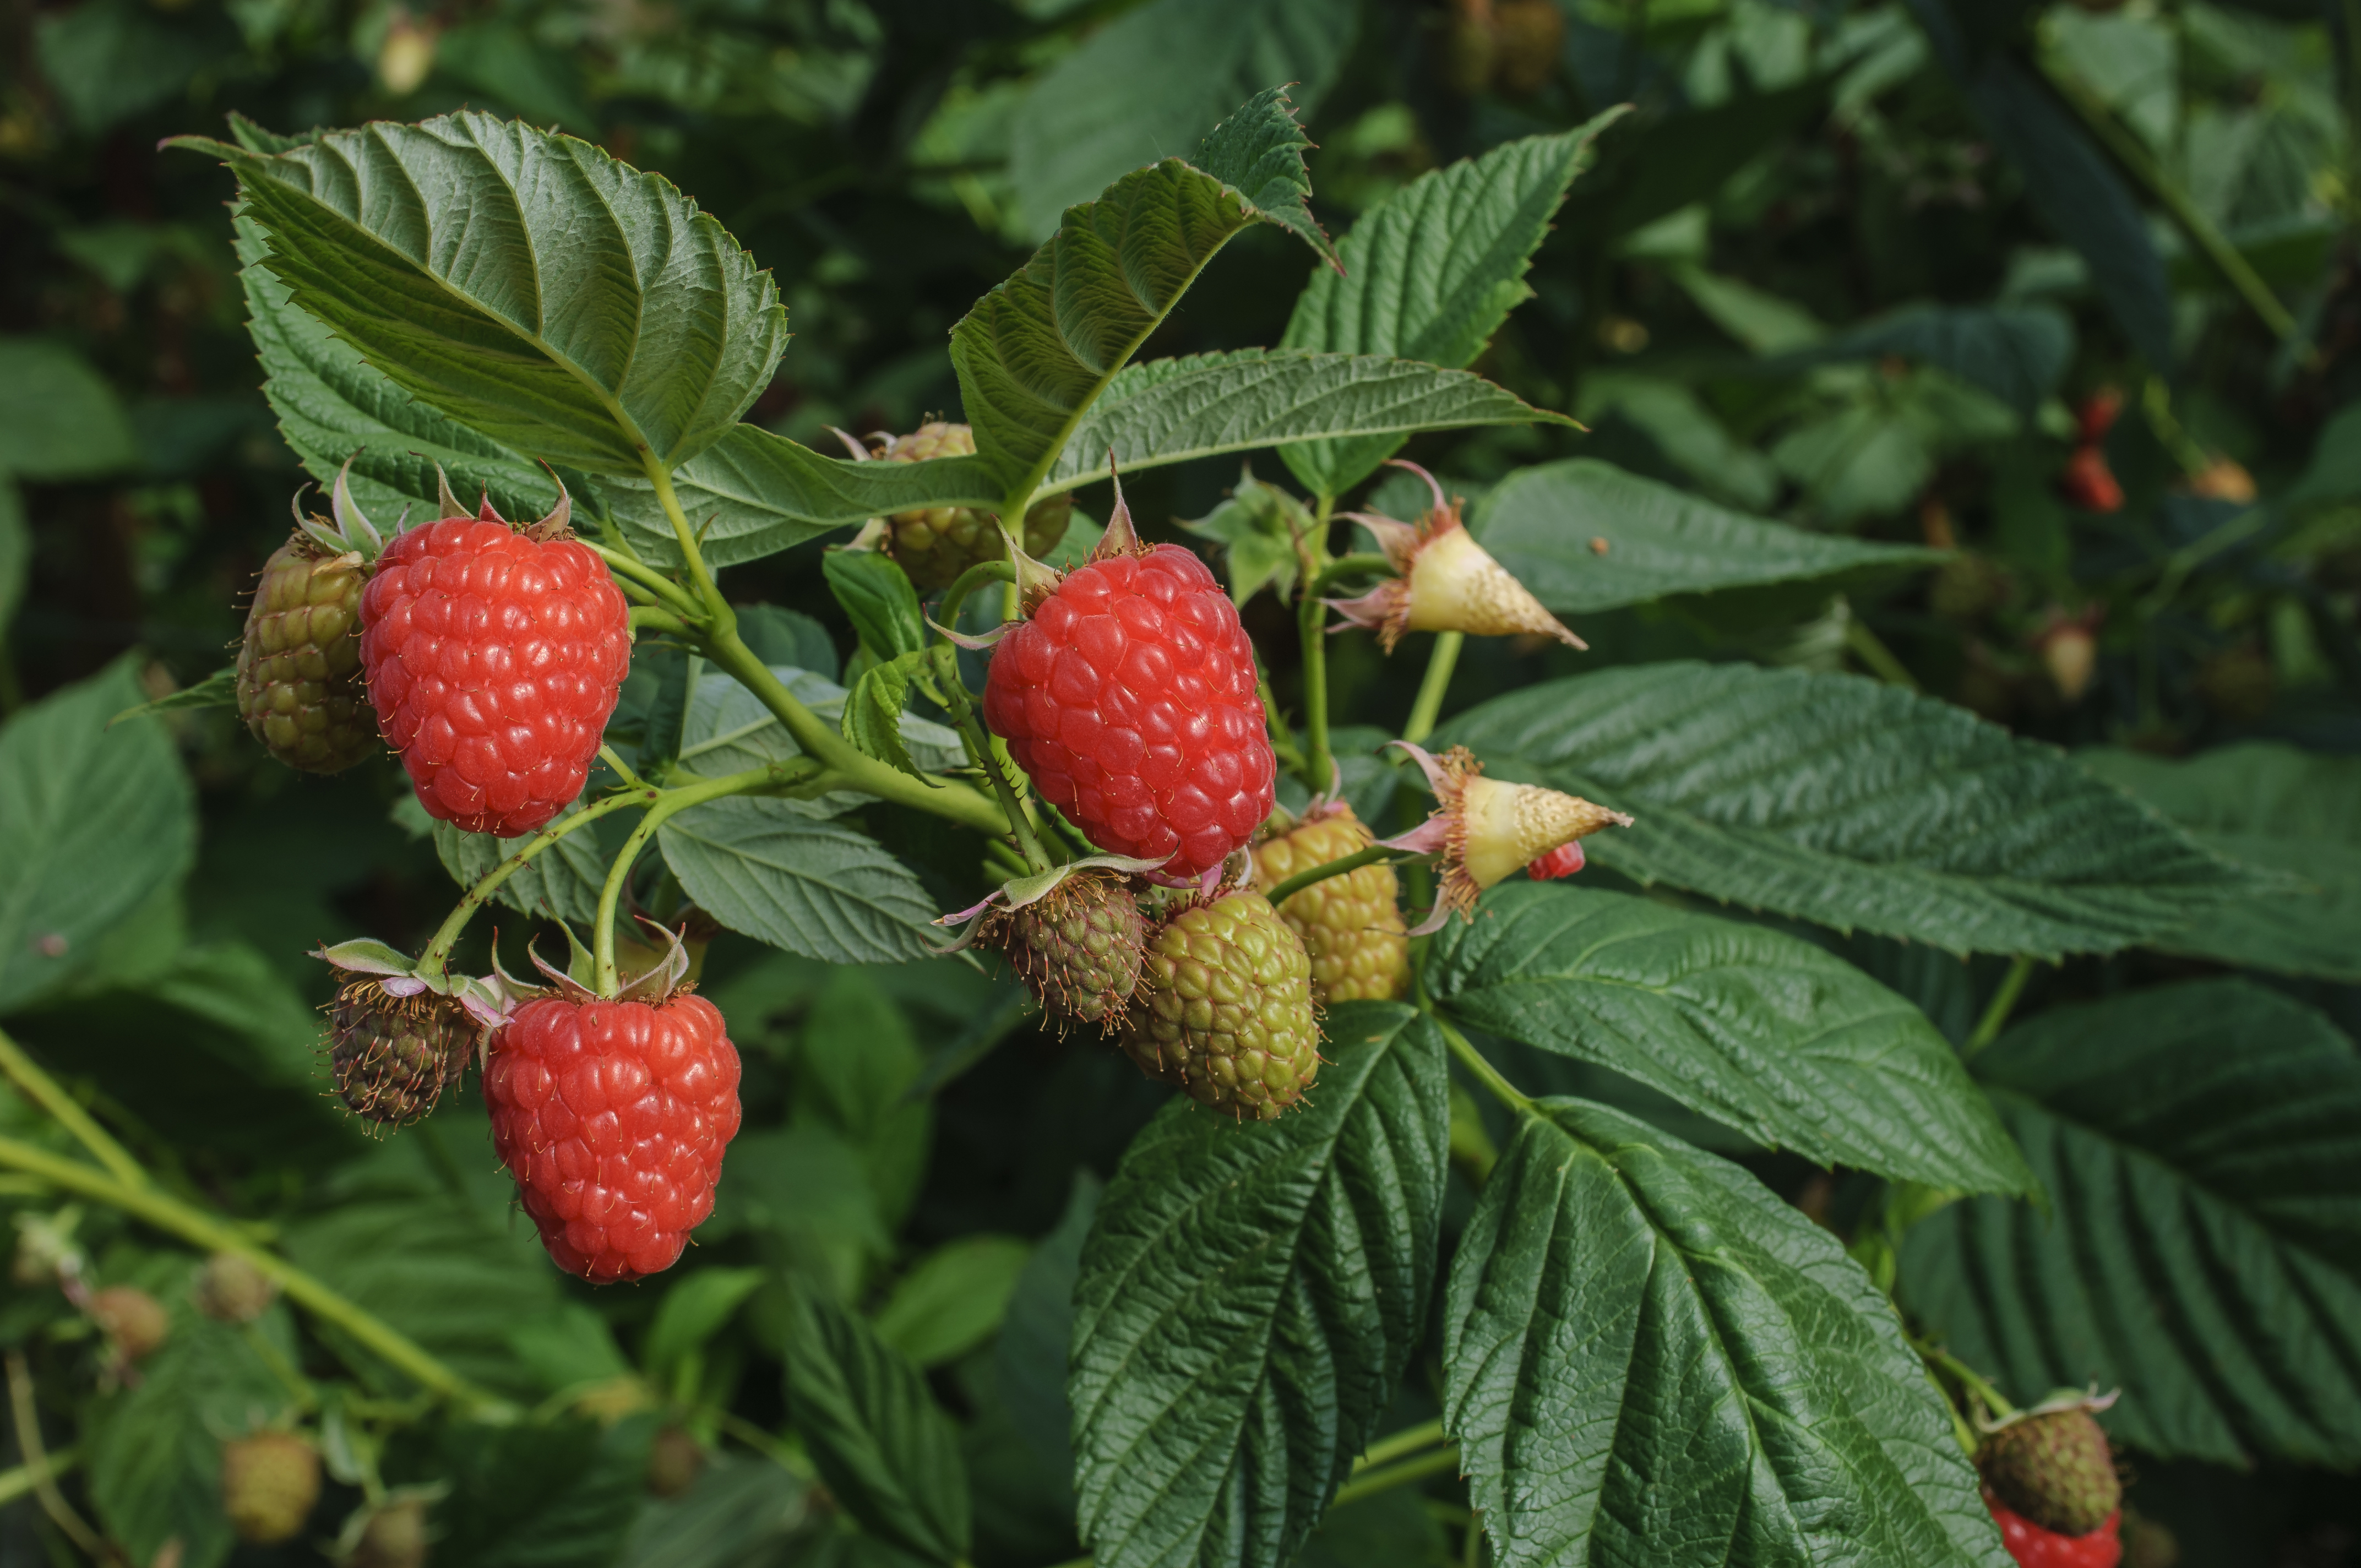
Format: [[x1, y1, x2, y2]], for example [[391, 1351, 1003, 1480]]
[[483, 992, 744, 1282], [981, 870, 1149, 1030], [1251, 804, 1409, 1005], [862, 422, 1073, 592], [358, 492, 629, 839], [984, 542, 1275, 880]]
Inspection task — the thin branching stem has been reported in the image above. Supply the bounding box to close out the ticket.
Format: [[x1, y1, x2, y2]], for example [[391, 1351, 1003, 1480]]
[[1435, 1015, 1533, 1118], [1962, 956, 2035, 1062], [1403, 631, 1463, 745], [1331, 1445, 1463, 1508], [1264, 845, 1412, 907], [0, 1034, 145, 1190], [417, 790, 652, 981]]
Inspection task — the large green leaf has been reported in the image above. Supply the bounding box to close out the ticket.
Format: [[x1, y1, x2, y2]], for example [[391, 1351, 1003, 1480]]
[[1447, 1098, 2007, 1568], [1435, 662, 2255, 958], [0, 337, 138, 479], [784, 1291, 971, 1566], [1008, 0, 1353, 238], [0, 658, 197, 1014], [1472, 459, 1943, 616], [1899, 981, 2361, 1466], [1070, 1003, 1446, 1568], [1763, 303, 2074, 416], [1427, 883, 2031, 1193], [673, 664, 961, 817], [997, 1171, 1099, 1483], [178, 111, 786, 476], [952, 88, 1332, 509], [2078, 744, 2361, 982], [657, 798, 941, 963], [1279, 116, 1620, 497], [425, 1415, 653, 1568], [1044, 350, 1572, 493]]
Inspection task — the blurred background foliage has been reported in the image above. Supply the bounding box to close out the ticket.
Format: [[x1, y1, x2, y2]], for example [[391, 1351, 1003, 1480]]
[[2, 0, 2359, 1562]]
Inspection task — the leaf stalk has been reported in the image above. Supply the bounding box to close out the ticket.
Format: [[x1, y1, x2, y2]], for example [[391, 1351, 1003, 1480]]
[[1402, 632, 1464, 746], [1962, 956, 2035, 1062], [1435, 1015, 1533, 1118]]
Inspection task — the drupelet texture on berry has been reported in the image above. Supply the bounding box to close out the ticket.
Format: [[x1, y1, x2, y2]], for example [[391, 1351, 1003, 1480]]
[[1987, 1499, 2123, 1568], [483, 994, 742, 1283], [1250, 805, 1409, 1005], [983, 543, 1276, 880], [359, 503, 629, 839], [1123, 890, 1320, 1119]]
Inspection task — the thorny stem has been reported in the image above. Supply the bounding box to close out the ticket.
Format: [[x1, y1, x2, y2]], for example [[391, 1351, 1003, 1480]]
[[1403, 632, 1464, 745], [0, 1118, 501, 1411], [1331, 1446, 1464, 1509], [1264, 845, 1409, 908], [1435, 1016, 1533, 1118], [417, 790, 650, 982], [1962, 956, 2036, 1062], [6, 1352, 108, 1562], [0, 1033, 145, 1191]]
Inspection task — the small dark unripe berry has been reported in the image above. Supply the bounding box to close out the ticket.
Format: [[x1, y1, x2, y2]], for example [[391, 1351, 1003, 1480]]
[[346, 1497, 431, 1568], [646, 1425, 706, 1498], [89, 1286, 170, 1360], [221, 1431, 321, 1544], [196, 1253, 278, 1323]]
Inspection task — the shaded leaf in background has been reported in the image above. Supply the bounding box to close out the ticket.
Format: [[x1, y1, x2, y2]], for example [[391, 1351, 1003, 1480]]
[[737, 605, 840, 682], [179, 112, 786, 475], [0, 337, 138, 479], [996, 1170, 1099, 1484], [1437, 662, 2255, 958], [659, 799, 942, 965], [615, 1452, 812, 1568], [1448, 1098, 2008, 1568], [1900, 980, 2361, 1467], [33, 0, 242, 134], [0, 478, 24, 641], [1473, 458, 1943, 617], [1071, 1004, 1446, 1568], [1008, 0, 1354, 237], [641, 1266, 765, 1392], [434, 804, 607, 927], [1426, 883, 2031, 1193], [784, 1291, 971, 1566], [873, 1233, 1031, 1368], [423, 1415, 653, 1568], [673, 663, 961, 818], [1566, 82, 1829, 239], [0, 658, 197, 1013], [792, 969, 932, 1232], [1762, 302, 2074, 416], [2080, 743, 2361, 982], [1280, 113, 1623, 497]]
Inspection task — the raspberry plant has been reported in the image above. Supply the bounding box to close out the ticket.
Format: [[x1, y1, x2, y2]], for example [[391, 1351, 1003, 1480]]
[[1, 11, 2358, 1568]]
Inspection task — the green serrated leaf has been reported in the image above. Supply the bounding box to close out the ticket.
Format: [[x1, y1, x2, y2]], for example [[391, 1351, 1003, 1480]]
[[110, 665, 240, 725], [841, 650, 936, 783], [1043, 350, 1572, 494], [1448, 1098, 2009, 1568], [784, 1291, 971, 1566], [1762, 303, 2074, 416], [824, 550, 927, 660], [1427, 883, 2032, 1193], [1072, 1003, 1446, 1568], [1435, 662, 2259, 958], [432, 803, 607, 927], [873, 1234, 1032, 1369], [657, 799, 942, 964], [674, 663, 961, 818], [1473, 459, 1944, 617], [953, 90, 1330, 509], [178, 112, 786, 476], [0, 657, 197, 1013], [1900, 980, 2361, 1466], [2078, 743, 2361, 982], [1279, 113, 1623, 497]]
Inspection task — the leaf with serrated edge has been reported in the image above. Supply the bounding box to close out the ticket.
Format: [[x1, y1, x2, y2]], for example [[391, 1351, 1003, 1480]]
[[1473, 459, 1943, 615], [952, 88, 1331, 509], [674, 664, 960, 819], [841, 651, 934, 783], [1071, 1003, 1446, 1568], [784, 1291, 971, 1565], [1427, 883, 2031, 1193], [177, 111, 786, 476], [657, 799, 940, 964], [1448, 1097, 2009, 1568], [433, 805, 606, 926], [1435, 662, 2257, 958], [1900, 979, 2361, 1466], [1280, 112, 1623, 498]]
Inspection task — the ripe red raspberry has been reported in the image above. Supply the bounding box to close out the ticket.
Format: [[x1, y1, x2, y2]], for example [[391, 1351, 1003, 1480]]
[[483, 994, 742, 1283], [358, 491, 628, 838], [2058, 445, 2123, 514], [983, 542, 1275, 879], [1526, 842, 1585, 880], [1988, 1499, 2121, 1568]]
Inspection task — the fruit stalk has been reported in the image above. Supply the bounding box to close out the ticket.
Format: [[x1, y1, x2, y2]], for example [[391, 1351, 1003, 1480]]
[[1330, 1444, 1464, 1509], [1403, 631, 1464, 745], [1298, 552, 1394, 788], [931, 642, 1052, 874], [1964, 956, 2037, 1061], [1263, 844, 1404, 907], [0, 1032, 145, 1190], [1434, 1015, 1532, 1118], [417, 788, 653, 983]]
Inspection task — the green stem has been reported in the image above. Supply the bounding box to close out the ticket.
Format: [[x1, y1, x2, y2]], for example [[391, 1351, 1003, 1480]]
[[1962, 956, 2034, 1062], [0, 1033, 146, 1190], [640, 455, 733, 624], [584, 540, 704, 622], [1842, 614, 1920, 692], [1915, 1337, 2016, 1420], [1265, 845, 1406, 907], [629, 605, 693, 639], [417, 790, 651, 981], [2041, 50, 2300, 344], [1307, 553, 1395, 596], [1435, 1016, 1533, 1117], [0, 1449, 77, 1507], [1299, 580, 1334, 793], [1357, 1418, 1448, 1472], [599, 743, 649, 792], [1403, 632, 1464, 745], [1331, 1446, 1462, 1509], [0, 1125, 501, 1411], [938, 560, 1014, 629], [933, 645, 1051, 874]]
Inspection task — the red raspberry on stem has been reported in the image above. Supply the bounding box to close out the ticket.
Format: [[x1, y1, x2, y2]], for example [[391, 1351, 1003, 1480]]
[[482, 935, 742, 1283], [982, 480, 1275, 880], [359, 472, 629, 839]]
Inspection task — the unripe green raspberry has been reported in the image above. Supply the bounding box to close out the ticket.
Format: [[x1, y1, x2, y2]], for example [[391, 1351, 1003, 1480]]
[[325, 978, 475, 1130], [237, 533, 376, 773], [221, 1431, 320, 1544], [876, 422, 1073, 591], [89, 1285, 169, 1360], [981, 870, 1147, 1031], [1251, 805, 1409, 1005], [1123, 890, 1320, 1120], [1979, 1404, 2121, 1538], [346, 1497, 430, 1568], [196, 1253, 278, 1324]]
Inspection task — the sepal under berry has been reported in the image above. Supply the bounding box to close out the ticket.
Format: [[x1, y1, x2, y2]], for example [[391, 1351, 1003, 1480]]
[[1379, 742, 1632, 933], [1326, 461, 1585, 652], [1122, 889, 1321, 1120]]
